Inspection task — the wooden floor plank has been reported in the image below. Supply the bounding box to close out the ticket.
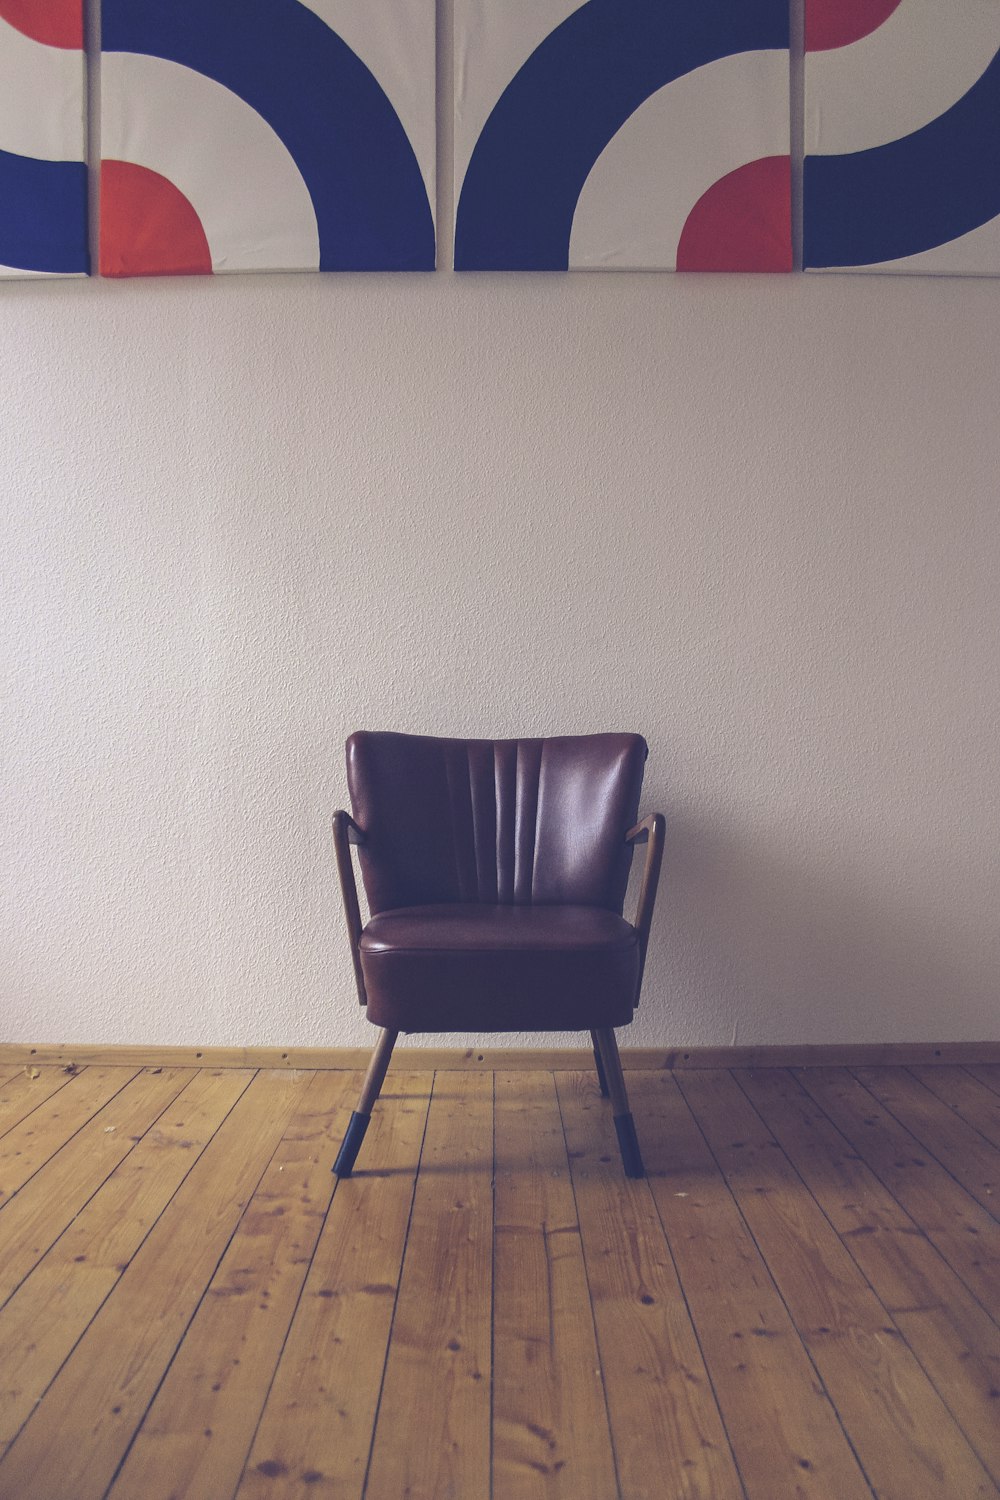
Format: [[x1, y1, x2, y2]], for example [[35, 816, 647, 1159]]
[[853, 1067, 1000, 1217], [966, 1066, 1000, 1098], [0, 1069, 307, 1500], [796, 1068, 1000, 1322], [0, 1068, 139, 1206], [0, 1067, 75, 1138], [0, 1068, 255, 1460], [0, 1067, 191, 1309], [363, 1071, 493, 1500], [556, 1072, 742, 1500], [736, 1066, 1000, 1489], [677, 1069, 998, 1500], [630, 1072, 873, 1500], [106, 1071, 358, 1500], [491, 1072, 620, 1500], [236, 1072, 432, 1500], [911, 1066, 1000, 1151]]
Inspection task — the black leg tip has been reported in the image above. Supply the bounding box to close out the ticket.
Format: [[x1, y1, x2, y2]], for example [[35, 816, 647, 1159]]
[[333, 1110, 371, 1178], [614, 1113, 645, 1178]]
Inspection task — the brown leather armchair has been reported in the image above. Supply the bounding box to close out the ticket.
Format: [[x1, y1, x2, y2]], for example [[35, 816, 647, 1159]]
[[331, 732, 664, 1178]]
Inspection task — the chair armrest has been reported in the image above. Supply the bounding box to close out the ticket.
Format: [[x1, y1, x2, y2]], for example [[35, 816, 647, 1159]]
[[332, 810, 368, 1005], [626, 812, 665, 985], [337, 810, 366, 845]]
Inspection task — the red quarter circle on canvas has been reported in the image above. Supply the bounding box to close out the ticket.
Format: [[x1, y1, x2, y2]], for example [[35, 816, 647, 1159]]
[[676, 155, 792, 273], [805, 0, 903, 52], [100, 161, 213, 278], [0, 0, 82, 48]]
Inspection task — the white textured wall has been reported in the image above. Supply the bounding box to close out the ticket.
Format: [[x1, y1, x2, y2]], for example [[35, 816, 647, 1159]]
[[2, 269, 999, 1048]]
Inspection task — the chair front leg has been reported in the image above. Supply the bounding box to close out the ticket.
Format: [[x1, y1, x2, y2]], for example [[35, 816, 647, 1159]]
[[593, 1027, 644, 1178], [333, 1027, 398, 1177], [590, 1029, 610, 1097]]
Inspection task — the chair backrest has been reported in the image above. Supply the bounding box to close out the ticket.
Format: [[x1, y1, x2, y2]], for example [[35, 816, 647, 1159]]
[[346, 731, 647, 915]]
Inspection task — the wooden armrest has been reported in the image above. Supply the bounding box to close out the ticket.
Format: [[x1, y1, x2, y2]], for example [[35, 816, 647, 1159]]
[[626, 812, 665, 993], [332, 811, 368, 1005], [334, 810, 366, 845]]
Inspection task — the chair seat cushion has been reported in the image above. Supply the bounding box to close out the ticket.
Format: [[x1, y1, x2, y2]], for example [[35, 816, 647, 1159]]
[[358, 903, 639, 1033]]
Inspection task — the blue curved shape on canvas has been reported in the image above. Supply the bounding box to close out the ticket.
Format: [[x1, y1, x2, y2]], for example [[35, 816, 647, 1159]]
[[0, 149, 88, 274], [455, 0, 788, 271], [805, 47, 1000, 268], [102, 0, 434, 271]]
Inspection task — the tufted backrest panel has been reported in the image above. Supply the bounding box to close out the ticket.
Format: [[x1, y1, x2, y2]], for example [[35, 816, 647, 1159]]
[[346, 732, 647, 915]]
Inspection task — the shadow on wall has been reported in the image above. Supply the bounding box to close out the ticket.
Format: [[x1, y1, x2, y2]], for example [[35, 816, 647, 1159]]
[[645, 812, 971, 1047]]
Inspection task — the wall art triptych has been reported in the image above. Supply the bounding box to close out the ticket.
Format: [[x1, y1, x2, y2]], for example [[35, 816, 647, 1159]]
[[1, 0, 999, 279]]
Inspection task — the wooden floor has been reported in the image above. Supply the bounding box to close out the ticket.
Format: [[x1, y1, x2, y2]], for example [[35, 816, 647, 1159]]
[[0, 1062, 998, 1499]]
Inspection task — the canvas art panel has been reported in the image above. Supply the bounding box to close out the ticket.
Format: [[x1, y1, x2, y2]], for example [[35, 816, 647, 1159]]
[[0, 0, 88, 279], [100, 0, 436, 277], [454, 0, 791, 272], [804, 0, 1000, 275]]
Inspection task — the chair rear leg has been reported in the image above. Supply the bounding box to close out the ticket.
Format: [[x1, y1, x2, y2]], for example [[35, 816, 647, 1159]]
[[590, 1029, 610, 1097], [593, 1028, 644, 1178], [333, 1027, 398, 1178]]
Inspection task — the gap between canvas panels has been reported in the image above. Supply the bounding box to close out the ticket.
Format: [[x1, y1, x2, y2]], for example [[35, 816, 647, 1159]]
[[85, 0, 102, 271]]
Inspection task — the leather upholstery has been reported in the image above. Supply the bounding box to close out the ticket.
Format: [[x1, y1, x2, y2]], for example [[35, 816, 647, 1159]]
[[359, 903, 639, 1032], [347, 732, 647, 916]]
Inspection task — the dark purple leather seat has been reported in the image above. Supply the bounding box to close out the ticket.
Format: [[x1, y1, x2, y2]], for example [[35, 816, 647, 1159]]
[[331, 731, 664, 1178], [359, 903, 639, 1033]]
